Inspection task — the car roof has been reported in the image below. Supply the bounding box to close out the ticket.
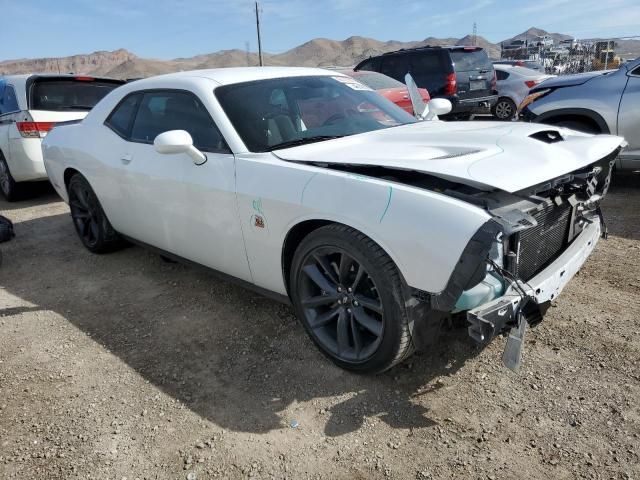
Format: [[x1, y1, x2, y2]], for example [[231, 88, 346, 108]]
[[0, 73, 122, 82], [380, 45, 484, 57], [135, 67, 340, 87]]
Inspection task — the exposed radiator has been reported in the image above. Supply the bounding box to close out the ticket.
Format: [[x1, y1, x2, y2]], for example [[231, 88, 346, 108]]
[[515, 202, 573, 281]]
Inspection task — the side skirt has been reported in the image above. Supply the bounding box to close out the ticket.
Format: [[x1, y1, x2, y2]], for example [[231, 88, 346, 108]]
[[119, 234, 292, 306]]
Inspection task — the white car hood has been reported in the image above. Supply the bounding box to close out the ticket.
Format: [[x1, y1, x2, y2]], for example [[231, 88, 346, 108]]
[[273, 121, 625, 193]]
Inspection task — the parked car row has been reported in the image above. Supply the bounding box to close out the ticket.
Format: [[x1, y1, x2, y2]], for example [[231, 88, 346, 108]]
[[355, 45, 497, 119], [0, 54, 634, 374], [23, 66, 623, 373]]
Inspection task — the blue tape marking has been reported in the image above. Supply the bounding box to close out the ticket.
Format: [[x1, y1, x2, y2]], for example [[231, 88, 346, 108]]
[[300, 173, 318, 205], [379, 186, 393, 223]]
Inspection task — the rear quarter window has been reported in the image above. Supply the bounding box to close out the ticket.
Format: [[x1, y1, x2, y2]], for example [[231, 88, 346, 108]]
[[105, 93, 142, 138]]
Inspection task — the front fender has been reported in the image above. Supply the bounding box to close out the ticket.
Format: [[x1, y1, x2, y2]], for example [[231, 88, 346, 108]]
[[235, 154, 492, 297]]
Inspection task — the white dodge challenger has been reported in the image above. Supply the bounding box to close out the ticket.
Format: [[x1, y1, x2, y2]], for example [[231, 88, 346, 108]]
[[42, 67, 624, 373]]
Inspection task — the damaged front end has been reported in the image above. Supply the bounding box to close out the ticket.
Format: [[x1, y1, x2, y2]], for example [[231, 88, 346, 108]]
[[417, 148, 619, 371]]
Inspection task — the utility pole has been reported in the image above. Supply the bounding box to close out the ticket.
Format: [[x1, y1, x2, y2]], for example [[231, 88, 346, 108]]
[[472, 22, 477, 46], [255, 1, 264, 67]]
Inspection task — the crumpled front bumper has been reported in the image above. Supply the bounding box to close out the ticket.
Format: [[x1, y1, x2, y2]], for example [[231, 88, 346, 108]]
[[467, 217, 601, 342]]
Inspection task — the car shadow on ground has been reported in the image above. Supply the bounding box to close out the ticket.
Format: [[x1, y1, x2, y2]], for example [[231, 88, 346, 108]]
[[0, 182, 58, 211], [1, 212, 485, 437]]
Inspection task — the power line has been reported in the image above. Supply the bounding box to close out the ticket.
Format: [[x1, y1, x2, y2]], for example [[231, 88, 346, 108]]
[[255, 1, 264, 67]]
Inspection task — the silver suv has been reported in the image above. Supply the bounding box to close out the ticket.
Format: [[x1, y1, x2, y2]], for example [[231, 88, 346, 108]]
[[520, 57, 640, 173]]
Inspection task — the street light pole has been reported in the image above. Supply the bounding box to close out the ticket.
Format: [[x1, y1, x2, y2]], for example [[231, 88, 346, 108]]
[[255, 1, 264, 67]]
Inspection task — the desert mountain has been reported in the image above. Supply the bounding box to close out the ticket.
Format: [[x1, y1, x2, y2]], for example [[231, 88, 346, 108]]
[[1, 28, 636, 79]]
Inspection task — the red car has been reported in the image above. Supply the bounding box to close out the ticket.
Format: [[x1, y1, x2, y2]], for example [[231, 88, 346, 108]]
[[339, 70, 430, 115]]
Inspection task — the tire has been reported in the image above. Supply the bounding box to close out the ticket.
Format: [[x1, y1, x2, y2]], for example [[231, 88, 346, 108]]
[[492, 98, 516, 121], [67, 174, 124, 253], [0, 151, 21, 202], [289, 224, 414, 374], [552, 119, 599, 134]]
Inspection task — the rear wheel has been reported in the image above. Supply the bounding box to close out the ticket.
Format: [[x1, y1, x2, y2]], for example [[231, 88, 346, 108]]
[[492, 98, 516, 120], [68, 174, 124, 253], [290, 224, 414, 374], [0, 152, 21, 202]]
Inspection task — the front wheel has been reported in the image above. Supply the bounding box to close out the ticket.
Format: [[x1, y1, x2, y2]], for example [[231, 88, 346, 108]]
[[492, 98, 517, 120], [289, 224, 414, 373], [68, 174, 124, 253]]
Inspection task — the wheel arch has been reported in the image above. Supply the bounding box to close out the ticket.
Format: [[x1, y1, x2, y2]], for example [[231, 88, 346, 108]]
[[535, 108, 609, 133], [63, 167, 82, 191], [280, 218, 405, 297]]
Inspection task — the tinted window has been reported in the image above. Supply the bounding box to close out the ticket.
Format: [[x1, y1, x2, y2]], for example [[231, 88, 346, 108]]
[[0, 85, 19, 114], [632, 66, 640, 76], [351, 72, 404, 90], [496, 70, 510, 81], [356, 57, 380, 72], [30, 78, 122, 111], [450, 49, 492, 72], [380, 55, 411, 82], [215, 76, 415, 153], [105, 93, 141, 138], [130, 90, 228, 153], [406, 51, 452, 95]]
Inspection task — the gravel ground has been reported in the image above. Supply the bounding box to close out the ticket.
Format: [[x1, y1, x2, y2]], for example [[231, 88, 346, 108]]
[[0, 179, 639, 480]]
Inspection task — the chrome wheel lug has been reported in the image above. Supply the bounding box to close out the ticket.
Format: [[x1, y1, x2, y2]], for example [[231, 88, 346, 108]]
[[353, 300, 359, 307]]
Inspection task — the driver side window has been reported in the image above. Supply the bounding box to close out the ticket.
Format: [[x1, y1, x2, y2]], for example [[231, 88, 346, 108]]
[[128, 90, 229, 153]]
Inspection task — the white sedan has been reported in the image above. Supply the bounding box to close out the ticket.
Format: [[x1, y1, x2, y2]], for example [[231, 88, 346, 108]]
[[492, 65, 553, 120], [43, 67, 624, 373]]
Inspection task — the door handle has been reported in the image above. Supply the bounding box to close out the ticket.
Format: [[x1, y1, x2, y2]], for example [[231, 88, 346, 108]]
[[120, 154, 133, 165]]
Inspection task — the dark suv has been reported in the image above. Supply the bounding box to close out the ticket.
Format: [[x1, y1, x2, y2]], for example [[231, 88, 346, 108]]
[[355, 46, 497, 118]]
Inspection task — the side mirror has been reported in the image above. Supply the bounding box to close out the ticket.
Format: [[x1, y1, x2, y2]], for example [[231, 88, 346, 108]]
[[404, 73, 452, 121], [154, 130, 207, 165], [425, 98, 453, 120]]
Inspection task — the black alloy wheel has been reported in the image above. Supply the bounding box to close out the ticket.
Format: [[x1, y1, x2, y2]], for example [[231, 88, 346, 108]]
[[68, 174, 123, 253], [290, 224, 414, 373], [299, 247, 384, 362]]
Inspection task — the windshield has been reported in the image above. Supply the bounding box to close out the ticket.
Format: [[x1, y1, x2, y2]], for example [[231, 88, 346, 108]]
[[215, 75, 416, 152], [30, 78, 123, 111]]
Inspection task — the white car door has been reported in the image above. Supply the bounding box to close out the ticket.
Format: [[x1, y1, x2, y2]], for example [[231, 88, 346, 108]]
[[112, 89, 252, 283]]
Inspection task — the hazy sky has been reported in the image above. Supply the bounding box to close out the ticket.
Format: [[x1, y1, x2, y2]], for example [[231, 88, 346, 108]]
[[1, 0, 639, 60]]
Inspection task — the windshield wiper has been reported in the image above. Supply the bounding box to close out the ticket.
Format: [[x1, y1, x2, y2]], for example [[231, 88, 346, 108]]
[[265, 135, 344, 152]]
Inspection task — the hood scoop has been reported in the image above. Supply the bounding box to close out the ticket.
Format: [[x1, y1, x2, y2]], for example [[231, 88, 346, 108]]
[[529, 130, 564, 144]]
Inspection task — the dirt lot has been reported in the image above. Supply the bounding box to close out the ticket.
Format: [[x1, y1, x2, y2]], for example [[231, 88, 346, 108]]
[[1, 179, 639, 480]]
